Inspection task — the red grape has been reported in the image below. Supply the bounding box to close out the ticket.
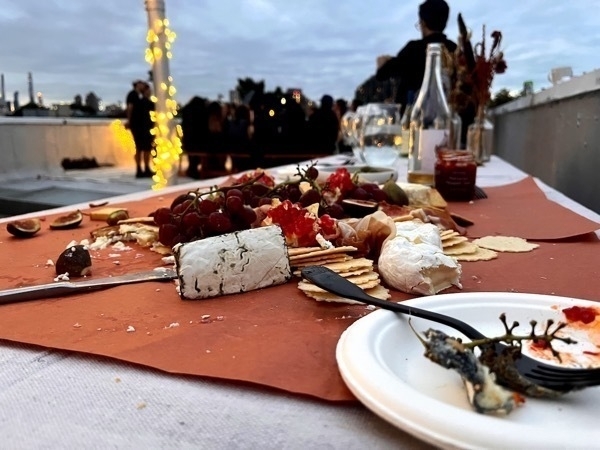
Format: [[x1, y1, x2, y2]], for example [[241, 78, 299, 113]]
[[153, 207, 173, 226], [239, 206, 257, 225], [182, 211, 205, 228], [250, 183, 271, 197], [198, 199, 218, 215], [226, 188, 244, 199], [371, 189, 388, 202], [170, 193, 196, 210], [298, 189, 321, 207], [208, 212, 232, 234], [304, 166, 319, 180], [225, 195, 244, 214], [323, 203, 345, 219], [350, 187, 369, 201], [158, 223, 179, 247]]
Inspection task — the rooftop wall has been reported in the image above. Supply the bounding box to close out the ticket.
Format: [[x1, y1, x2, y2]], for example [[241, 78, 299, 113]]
[[492, 69, 600, 214], [0, 117, 133, 178]]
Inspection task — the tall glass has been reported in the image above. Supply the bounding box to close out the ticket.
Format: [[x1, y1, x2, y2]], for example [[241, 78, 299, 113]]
[[358, 103, 402, 167]]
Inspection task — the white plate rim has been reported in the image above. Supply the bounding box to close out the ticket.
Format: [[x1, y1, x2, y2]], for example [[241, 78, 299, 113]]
[[336, 291, 600, 449], [314, 164, 398, 184]]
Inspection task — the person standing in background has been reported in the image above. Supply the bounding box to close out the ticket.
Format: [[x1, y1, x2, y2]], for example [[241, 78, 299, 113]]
[[307, 95, 339, 155], [180, 96, 208, 179], [375, 0, 456, 111], [126, 80, 154, 178]]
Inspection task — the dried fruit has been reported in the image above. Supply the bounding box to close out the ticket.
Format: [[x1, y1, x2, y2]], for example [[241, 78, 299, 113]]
[[106, 209, 129, 226], [49, 211, 84, 230], [55, 245, 92, 277], [6, 218, 41, 238], [341, 199, 379, 217], [382, 179, 409, 206]]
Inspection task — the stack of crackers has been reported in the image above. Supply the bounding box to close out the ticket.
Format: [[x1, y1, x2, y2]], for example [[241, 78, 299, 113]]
[[441, 231, 539, 261], [288, 246, 391, 304]]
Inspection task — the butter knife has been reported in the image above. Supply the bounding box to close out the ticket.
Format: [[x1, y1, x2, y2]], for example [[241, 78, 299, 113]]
[[0, 268, 177, 305]]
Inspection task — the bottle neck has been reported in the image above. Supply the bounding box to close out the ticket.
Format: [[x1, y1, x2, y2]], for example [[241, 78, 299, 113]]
[[412, 46, 451, 124]]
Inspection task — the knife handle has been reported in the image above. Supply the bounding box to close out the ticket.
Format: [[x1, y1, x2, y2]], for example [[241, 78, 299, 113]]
[[0, 282, 102, 305]]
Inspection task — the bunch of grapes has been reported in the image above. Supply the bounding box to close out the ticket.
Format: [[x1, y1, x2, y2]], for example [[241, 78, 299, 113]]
[[345, 183, 389, 203], [153, 165, 324, 247], [153, 188, 258, 247]]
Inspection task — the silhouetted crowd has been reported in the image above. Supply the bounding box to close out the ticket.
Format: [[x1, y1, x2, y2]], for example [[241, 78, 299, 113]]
[[179, 93, 356, 179]]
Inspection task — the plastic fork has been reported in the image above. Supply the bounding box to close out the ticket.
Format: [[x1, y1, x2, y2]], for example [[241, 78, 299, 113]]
[[301, 265, 600, 393]]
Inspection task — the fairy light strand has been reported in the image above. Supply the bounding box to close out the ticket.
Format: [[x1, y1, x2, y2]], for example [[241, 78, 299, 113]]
[[110, 120, 136, 155], [145, 17, 182, 190]]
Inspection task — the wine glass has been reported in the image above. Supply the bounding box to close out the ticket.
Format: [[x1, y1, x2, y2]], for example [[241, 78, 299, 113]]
[[348, 105, 368, 163], [358, 103, 403, 167]]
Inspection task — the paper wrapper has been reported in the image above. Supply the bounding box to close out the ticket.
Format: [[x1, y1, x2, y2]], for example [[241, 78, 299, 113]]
[[450, 177, 600, 239], [0, 177, 599, 403]]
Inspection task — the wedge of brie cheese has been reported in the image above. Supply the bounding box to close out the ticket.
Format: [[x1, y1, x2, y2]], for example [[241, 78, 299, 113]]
[[174, 225, 291, 299], [378, 220, 461, 295]]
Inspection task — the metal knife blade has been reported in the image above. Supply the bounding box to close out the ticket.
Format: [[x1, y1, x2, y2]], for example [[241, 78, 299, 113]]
[[0, 268, 177, 305]]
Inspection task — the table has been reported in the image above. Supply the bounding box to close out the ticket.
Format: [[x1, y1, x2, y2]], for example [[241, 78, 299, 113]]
[[1, 155, 599, 449]]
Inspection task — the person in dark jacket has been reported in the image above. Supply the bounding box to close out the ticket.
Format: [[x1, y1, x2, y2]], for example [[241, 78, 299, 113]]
[[126, 80, 155, 177], [307, 94, 339, 155], [376, 0, 456, 109], [180, 96, 208, 179]]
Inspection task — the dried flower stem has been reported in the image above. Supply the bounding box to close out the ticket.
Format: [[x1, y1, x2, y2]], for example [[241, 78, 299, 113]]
[[462, 313, 576, 361]]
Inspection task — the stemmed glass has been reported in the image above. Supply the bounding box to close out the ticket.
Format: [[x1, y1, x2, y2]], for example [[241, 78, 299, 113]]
[[358, 103, 403, 166], [342, 105, 368, 163]]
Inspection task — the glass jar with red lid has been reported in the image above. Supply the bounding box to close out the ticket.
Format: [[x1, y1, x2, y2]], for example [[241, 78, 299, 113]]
[[434, 149, 477, 201]]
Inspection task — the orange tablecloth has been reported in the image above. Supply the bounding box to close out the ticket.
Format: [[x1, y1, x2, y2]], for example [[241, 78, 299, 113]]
[[0, 177, 599, 402]]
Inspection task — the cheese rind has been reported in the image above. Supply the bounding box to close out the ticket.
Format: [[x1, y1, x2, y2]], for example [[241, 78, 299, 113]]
[[174, 225, 291, 299], [378, 221, 462, 296]]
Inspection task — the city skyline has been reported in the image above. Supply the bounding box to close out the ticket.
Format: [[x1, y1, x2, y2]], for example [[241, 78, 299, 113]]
[[0, 0, 598, 106]]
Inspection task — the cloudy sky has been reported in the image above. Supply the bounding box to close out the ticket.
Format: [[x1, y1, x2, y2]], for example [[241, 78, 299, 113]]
[[0, 0, 598, 107]]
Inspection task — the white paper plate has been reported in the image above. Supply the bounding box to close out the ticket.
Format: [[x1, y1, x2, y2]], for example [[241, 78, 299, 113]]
[[336, 292, 600, 449]]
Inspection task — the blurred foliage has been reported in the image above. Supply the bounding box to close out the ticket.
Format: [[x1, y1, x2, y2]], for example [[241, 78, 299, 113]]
[[488, 88, 518, 108]]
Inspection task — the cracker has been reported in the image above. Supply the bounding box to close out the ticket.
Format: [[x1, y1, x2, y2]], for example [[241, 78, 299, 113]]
[[116, 216, 155, 225], [303, 284, 391, 304], [392, 214, 414, 223], [440, 229, 457, 236], [455, 247, 498, 261], [472, 236, 539, 253], [292, 255, 352, 267], [440, 231, 460, 240], [298, 277, 380, 293], [444, 241, 479, 256], [289, 245, 358, 261], [322, 257, 374, 273], [442, 235, 469, 248], [288, 247, 321, 256], [346, 270, 380, 284]]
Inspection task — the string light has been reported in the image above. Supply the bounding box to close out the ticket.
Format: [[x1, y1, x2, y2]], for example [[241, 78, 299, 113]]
[[144, 16, 182, 190], [110, 119, 136, 155]]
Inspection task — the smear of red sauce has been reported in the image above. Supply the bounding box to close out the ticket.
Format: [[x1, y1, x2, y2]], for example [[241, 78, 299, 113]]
[[562, 306, 598, 324], [531, 339, 550, 350]]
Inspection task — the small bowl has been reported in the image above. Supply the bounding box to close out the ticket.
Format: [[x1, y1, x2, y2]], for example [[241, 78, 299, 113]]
[[316, 164, 398, 185]]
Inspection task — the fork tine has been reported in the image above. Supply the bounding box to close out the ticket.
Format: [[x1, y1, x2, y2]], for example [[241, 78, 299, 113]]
[[528, 368, 600, 381], [530, 365, 600, 376], [473, 185, 488, 199]]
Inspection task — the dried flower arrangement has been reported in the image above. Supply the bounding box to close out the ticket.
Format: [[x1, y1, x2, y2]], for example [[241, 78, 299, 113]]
[[446, 13, 508, 117]]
